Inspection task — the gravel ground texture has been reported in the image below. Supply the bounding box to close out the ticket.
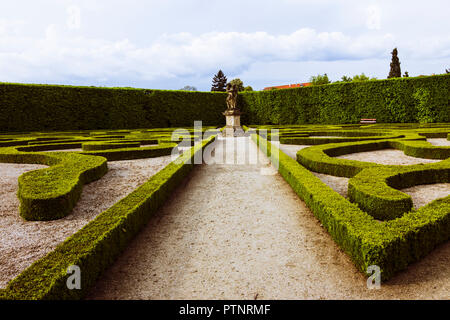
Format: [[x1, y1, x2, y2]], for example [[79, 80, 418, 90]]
[[0, 156, 173, 288], [402, 183, 450, 209], [335, 149, 441, 165], [427, 138, 450, 146], [87, 137, 450, 300]]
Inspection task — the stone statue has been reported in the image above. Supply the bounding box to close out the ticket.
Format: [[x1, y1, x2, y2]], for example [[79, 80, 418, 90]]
[[223, 83, 243, 137], [226, 83, 238, 110]]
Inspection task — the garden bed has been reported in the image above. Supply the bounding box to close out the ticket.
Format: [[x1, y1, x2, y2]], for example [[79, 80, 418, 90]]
[[0, 156, 173, 288]]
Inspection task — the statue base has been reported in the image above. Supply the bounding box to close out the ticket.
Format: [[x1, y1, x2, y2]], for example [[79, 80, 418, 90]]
[[222, 109, 244, 137]]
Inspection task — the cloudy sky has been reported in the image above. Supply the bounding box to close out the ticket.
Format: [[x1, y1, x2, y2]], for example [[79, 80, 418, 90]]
[[0, 0, 449, 91]]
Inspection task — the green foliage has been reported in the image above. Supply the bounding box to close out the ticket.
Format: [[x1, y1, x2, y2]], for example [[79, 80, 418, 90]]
[[309, 73, 331, 85], [244, 85, 254, 91], [82, 141, 141, 151], [79, 143, 176, 161], [211, 70, 227, 92], [414, 88, 436, 123], [0, 135, 216, 300], [251, 132, 450, 281], [0, 149, 107, 221], [228, 78, 245, 92], [352, 73, 376, 82], [239, 74, 450, 125], [340, 75, 352, 82], [0, 83, 227, 132], [388, 47, 402, 78]]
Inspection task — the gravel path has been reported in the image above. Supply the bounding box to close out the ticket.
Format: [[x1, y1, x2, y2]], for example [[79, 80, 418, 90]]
[[402, 183, 450, 209], [427, 138, 450, 147], [87, 137, 449, 300], [0, 156, 173, 288], [335, 149, 441, 165]]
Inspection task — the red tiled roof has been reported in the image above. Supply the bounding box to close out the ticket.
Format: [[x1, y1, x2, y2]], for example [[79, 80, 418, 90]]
[[263, 83, 312, 90]]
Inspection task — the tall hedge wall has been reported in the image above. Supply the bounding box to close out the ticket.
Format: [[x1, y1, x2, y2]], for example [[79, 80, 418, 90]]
[[239, 74, 450, 125], [0, 83, 227, 132], [1, 75, 449, 132]]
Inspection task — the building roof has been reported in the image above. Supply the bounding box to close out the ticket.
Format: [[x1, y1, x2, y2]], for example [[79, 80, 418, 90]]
[[263, 82, 312, 90]]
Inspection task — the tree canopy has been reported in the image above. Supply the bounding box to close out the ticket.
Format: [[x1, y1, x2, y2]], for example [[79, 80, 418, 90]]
[[211, 70, 227, 92], [310, 73, 331, 85], [388, 48, 402, 78]]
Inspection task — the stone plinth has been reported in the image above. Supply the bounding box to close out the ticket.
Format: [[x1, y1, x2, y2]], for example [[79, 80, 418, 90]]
[[223, 109, 244, 137]]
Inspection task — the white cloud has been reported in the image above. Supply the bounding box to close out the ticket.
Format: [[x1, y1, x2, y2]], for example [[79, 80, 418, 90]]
[[0, 24, 449, 89], [66, 5, 81, 30], [366, 5, 381, 30]]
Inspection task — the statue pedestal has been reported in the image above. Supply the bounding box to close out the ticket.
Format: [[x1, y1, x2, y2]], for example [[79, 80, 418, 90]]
[[222, 109, 244, 137]]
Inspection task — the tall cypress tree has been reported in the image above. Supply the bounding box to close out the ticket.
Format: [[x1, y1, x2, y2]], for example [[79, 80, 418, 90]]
[[211, 70, 227, 92], [388, 48, 402, 78]]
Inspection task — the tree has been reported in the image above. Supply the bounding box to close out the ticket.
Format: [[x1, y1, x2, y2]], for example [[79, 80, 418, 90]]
[[228, 78, 245, 92], [352, 73, 377, 82], [243, 85, 253, 91], [310, 73, 331, 85], [211, 70, 227, 92], [352, 73, 370, 82], [388, 48, 401, 78], [180, 85, 197, 91], [340, 75, 352, 82], [446, 68, 450, 74], [403, 71, 409, 78]]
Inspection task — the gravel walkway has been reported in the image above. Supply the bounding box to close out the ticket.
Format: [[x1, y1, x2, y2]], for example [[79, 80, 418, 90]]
[[427, 138, 450, 147], [402, 183, 450, 209], [335, 149, 441, 165], [0, 156, 173, 288], [87, 137, 449, 300]]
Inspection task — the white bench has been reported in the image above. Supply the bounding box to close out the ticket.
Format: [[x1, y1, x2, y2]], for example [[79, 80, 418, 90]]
[[360, 118, 377, 124]]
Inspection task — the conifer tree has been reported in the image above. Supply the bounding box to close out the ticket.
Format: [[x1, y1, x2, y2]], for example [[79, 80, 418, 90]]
[[211, 70, 227, 92], [388, 48, 401, 78]]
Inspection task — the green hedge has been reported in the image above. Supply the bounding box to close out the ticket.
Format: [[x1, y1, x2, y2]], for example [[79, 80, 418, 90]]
[[82, 141, 141, 151], [240, 74, 450, 125], [0, 83, 227, 132], [0, 148, 107, 221], [252, 133, 450, 281], [0, 135, 216, 300], [348, 165, 449, 220], [78, 143, 177, 161], [295, 137, 449, 220]]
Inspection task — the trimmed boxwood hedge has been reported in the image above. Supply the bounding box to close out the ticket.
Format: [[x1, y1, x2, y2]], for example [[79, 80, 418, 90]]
[[1, 75, 449, 132], [78, 143, 177, 161], [251, 132, 450, 281], [0, 134, 216, 300], [0, 83, 227, 132], [240, 74, 450, 125], [0, 148, 107, 221], [82, 141, 141, 151], [295, 137, 449, 219]]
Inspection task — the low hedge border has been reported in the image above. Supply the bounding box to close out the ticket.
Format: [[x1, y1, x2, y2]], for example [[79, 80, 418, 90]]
[[0, 147, 107, 221], [0, 135, 216, 300], [348, 163, 450, 220], [251, 133, 450, 281], [78, 143, 177, 161], [296, 138, 449, 219], [280, 134, 403, 145], [15, 140, 177, 161], [81, 141, 141, 151]]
